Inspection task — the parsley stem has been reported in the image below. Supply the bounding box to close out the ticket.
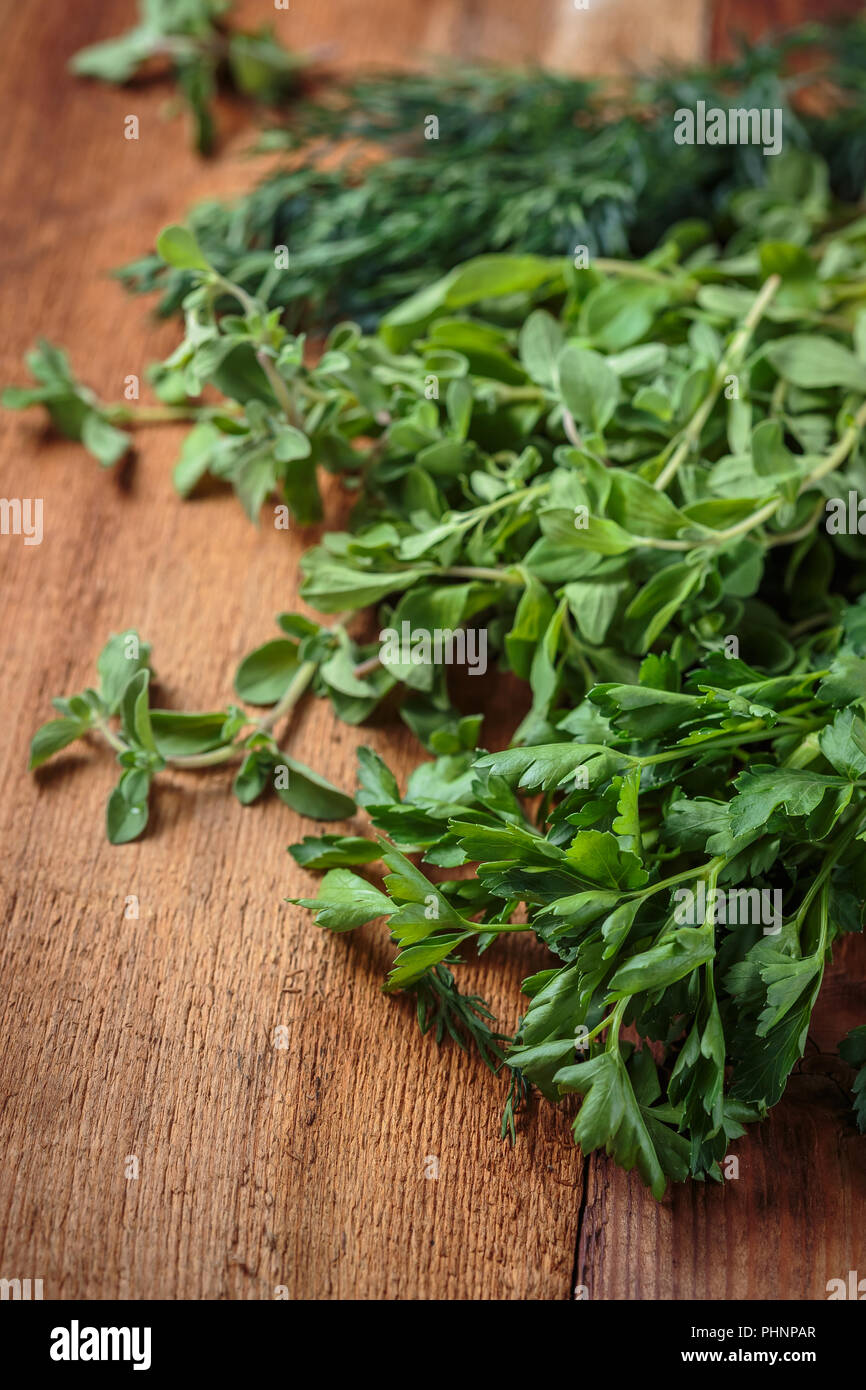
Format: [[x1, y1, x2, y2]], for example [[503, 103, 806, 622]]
[[631, 719, 825, 772], [653, 273, 782, 492], [582, 1011, 617, 1045], [631, 857, 726, 902], [634, 728, 763, 766], [605, 998, 629, 1051], [793, 805, 866, 926], [473, 922, 531, 933]]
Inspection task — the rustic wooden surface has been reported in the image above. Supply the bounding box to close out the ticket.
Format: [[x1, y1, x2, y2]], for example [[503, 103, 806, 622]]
[[0, 0, 863, 1302], [710, 0, 865, 58]]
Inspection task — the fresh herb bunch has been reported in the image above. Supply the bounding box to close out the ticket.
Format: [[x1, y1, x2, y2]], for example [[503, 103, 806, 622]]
[[290, 601, 866, 1193], [70, 0, 302, 154], [13, 24, 866, 1188], [14, 148, 866, 837], [112, 15, 866, 331]]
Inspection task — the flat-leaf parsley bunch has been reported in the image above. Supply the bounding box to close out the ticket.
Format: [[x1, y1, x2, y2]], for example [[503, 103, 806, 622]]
[[291, 605, 866, 1193]]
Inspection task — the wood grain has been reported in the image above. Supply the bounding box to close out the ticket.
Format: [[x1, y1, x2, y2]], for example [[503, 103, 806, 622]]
[[0, 0, 862, 1303], [710, 0, 864, 59], [578, 955, 866, 1300]]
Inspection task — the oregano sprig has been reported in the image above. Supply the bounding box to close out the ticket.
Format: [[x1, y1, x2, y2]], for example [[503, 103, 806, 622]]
[[70, 0, 304, 154], [29, 620, 358, 843]]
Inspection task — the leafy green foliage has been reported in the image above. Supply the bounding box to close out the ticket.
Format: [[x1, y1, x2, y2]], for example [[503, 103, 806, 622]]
[[840, 1025, 866, 1133], [290, 868, 392, 931], [29, 627, 354, 842], [2, 341, 132, 466], [70, 0, 302, 154], [288, 834, 380, 869], [17, 151, 866, 751], [289, 607, 866, 1194], [79, 161, 866, 748], [14, 17, 866, 1195], [116, 15, 866, 329]]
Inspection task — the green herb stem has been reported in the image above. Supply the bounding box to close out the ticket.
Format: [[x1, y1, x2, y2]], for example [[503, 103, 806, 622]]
[[174, 614, 352, 768], [93, 614, 351, 771], [104, 403, 208, 425], [653, 273, 782, 492], [604, 998, 629, 1052], [793, 804, 866, 927], [255, 348, 299, 426], [214, 274, 260, 319], [592, 259, 686, 287], [436, 565, 525, 585], [708, 397, 866, 544], [94, 717, 128, 755]]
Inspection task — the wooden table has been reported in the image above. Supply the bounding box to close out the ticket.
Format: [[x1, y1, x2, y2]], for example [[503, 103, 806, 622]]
[[0, 0, 863, 1301]]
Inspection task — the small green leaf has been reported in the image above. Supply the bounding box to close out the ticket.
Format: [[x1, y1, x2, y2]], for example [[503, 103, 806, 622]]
[[273, 426, 311, 462], [274, 757, 356, 820], [119, 669, 157, 753], [289, 868, 392, 931], [81, 412, 131, 467], [288, 835, 381, 869], [156, 225, 213, 274], [97, 632, 151, 715], [173, 422, 220, 497], [765, 334, 866, 391], [518, 310, 563, 389], [29, 716, 89, 770], [150, 710, 232, 758], [106, 769, 152, 844], [70, 29, 154, 83], [557, 344, 619, 432], [233, 748, 275, 805], [234, 639, 299, 704]]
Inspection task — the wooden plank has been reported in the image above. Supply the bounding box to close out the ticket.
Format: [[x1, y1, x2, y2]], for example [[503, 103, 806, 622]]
[[577, 936, 866, 1300], [710, 0, 864, 58], [237, 0, 707, 75]]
